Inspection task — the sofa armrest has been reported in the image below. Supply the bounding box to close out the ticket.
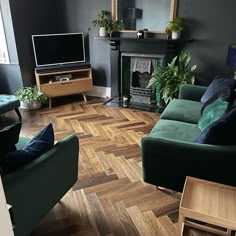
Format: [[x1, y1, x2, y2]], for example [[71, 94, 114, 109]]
[[2, 134, 79, 236], [142, 137, 236, 191], [178, 84, 207, 101]]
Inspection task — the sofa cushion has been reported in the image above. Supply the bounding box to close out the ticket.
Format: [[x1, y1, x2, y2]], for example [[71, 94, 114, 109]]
[[195, 107, 236, 145], [198, 98, 230, 131], [201, 77, 236, 104], [149, 119, 201, 142], [161, 99, 202, 124], [2, 124, 54, 173]]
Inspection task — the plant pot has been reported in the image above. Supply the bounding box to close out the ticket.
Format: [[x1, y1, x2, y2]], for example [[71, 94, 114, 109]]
[[155, 83, 166, 110], [27, 100, 42, 111], [171, 31, 181, 40], [99, 27, 108, 37], [19, 101, 29, 110]]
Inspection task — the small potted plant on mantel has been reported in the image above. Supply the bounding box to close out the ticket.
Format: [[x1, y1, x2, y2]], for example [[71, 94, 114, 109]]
[[15, 86, 47, 110], [92, 12, 126, 37], [168, 17, 184, 40], [92, 12, 110, 37]]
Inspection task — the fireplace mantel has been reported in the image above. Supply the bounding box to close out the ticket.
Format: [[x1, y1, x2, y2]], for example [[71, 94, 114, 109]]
[[94, 36, 192, 97], [94, 36, 192, 44]]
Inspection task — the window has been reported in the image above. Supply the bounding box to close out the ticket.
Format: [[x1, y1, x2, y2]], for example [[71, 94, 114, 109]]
[[0, 9, 9, 64]]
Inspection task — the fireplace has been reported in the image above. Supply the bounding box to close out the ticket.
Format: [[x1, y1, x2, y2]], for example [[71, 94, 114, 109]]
[[121, 53, 164, 104], [101, 33, 185, 111]]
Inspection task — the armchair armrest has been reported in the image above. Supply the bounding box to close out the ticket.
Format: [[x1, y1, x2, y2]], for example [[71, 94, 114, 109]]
[[178, 84, 207, 101], [142, 137, 236, 191]]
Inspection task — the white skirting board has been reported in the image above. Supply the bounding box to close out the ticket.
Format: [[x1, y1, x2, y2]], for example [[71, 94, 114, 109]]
[[86, 86, 111, 98]]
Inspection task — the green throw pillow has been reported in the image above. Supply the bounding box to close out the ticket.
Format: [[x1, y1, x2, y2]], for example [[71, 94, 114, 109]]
[[198, 98, 230, 131]]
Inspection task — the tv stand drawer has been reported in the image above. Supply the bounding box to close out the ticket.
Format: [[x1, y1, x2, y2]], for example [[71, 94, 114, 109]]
[[40, 78, 93, 97]]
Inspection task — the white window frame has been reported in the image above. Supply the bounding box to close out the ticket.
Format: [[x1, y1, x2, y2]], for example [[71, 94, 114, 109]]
[[0, 9, 9, 64]]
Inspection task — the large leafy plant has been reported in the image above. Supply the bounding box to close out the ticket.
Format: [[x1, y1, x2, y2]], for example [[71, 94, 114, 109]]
[[15, 86, 47, 103], [148, 50, 197, 103]]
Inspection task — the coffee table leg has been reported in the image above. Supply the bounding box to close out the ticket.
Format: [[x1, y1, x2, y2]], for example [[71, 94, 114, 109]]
[[178, 213, 185, 236]]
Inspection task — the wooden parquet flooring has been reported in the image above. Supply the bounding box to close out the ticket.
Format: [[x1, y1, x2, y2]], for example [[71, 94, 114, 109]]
[[1, 97, 185, 236]]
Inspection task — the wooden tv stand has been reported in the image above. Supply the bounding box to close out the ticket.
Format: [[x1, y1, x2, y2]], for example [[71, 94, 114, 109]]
[[35, 67, 93, 108]]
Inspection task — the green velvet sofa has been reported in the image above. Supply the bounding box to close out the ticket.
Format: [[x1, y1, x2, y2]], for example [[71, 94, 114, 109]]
[[142, 84, 236, 192], [2, 134, 79, 236]]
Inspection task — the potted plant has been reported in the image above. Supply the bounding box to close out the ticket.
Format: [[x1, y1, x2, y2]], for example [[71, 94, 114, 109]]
[[112, 19, 126, 31], [92, 12, 110, 37], [148, 50, 197, 105], [15, 86, 47, 110], [168, 17, 184, 40]]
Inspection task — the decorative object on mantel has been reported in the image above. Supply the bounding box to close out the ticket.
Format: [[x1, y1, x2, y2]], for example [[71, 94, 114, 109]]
[[226, 44, 236, 79], [167, 17, 184, 40], [15, 86, 47, 110], [148, 50, 197, 104], [92, 12, 110, 37], [137, 30, 144, 39]]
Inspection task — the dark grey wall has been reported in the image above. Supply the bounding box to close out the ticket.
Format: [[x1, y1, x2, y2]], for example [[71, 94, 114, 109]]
[[9, 0, 66, 86], [2, 0, 235, 93], [0, 0, 22, 94], [178, 0, 236, 85], [62, 0, 236, 87], [63, 0, 111, 87]]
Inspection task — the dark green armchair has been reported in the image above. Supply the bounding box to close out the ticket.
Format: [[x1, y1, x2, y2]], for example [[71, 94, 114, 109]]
[[2, 134, 79, 236]]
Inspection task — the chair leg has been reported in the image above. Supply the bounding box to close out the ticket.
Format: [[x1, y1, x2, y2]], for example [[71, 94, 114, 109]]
[[15, 108, 22, 121]]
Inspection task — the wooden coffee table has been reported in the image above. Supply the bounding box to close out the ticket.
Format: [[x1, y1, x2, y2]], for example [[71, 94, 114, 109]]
[[179, 177, 236, 236]]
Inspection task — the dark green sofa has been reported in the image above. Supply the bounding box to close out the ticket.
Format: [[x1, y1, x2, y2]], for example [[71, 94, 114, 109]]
[[2, 134, 79, 236], [142, 84, 236, 192]]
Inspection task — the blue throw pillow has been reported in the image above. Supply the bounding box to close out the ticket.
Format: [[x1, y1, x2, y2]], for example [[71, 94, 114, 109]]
[[195, 107, 236, 145], [201, 77, 236, 104], [2, 123, 54, 173]]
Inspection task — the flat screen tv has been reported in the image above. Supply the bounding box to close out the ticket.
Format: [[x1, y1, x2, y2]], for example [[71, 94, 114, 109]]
[[32, 33, 86, 67]]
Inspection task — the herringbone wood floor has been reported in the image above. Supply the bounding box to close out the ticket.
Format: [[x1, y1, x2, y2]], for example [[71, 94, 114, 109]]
[[1, 97, 213, 236]]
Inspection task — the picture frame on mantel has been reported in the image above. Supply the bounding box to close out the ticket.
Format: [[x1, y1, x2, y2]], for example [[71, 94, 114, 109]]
[[111, 0, 178, 34]]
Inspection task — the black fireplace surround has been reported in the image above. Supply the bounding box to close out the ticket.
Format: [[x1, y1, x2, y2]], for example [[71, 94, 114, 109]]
[[95, 33, 188, 98], [109, 35, 186, 98]]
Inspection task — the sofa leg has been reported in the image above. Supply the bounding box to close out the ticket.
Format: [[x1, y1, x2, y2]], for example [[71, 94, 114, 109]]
[[156, 186, 178, 195], [15, 108, 22, 121]]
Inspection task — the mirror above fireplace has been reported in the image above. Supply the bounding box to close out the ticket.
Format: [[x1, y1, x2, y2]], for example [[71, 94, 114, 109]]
[[112, 0, 178, 33]]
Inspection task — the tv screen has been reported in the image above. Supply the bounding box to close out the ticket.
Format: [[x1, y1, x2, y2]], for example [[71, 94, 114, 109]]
[[32, 33, 85, 67]]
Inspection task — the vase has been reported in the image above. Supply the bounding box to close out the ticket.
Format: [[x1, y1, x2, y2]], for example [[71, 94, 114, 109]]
[[171, 31, 181, 40], [99, 27, 108, 37]]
